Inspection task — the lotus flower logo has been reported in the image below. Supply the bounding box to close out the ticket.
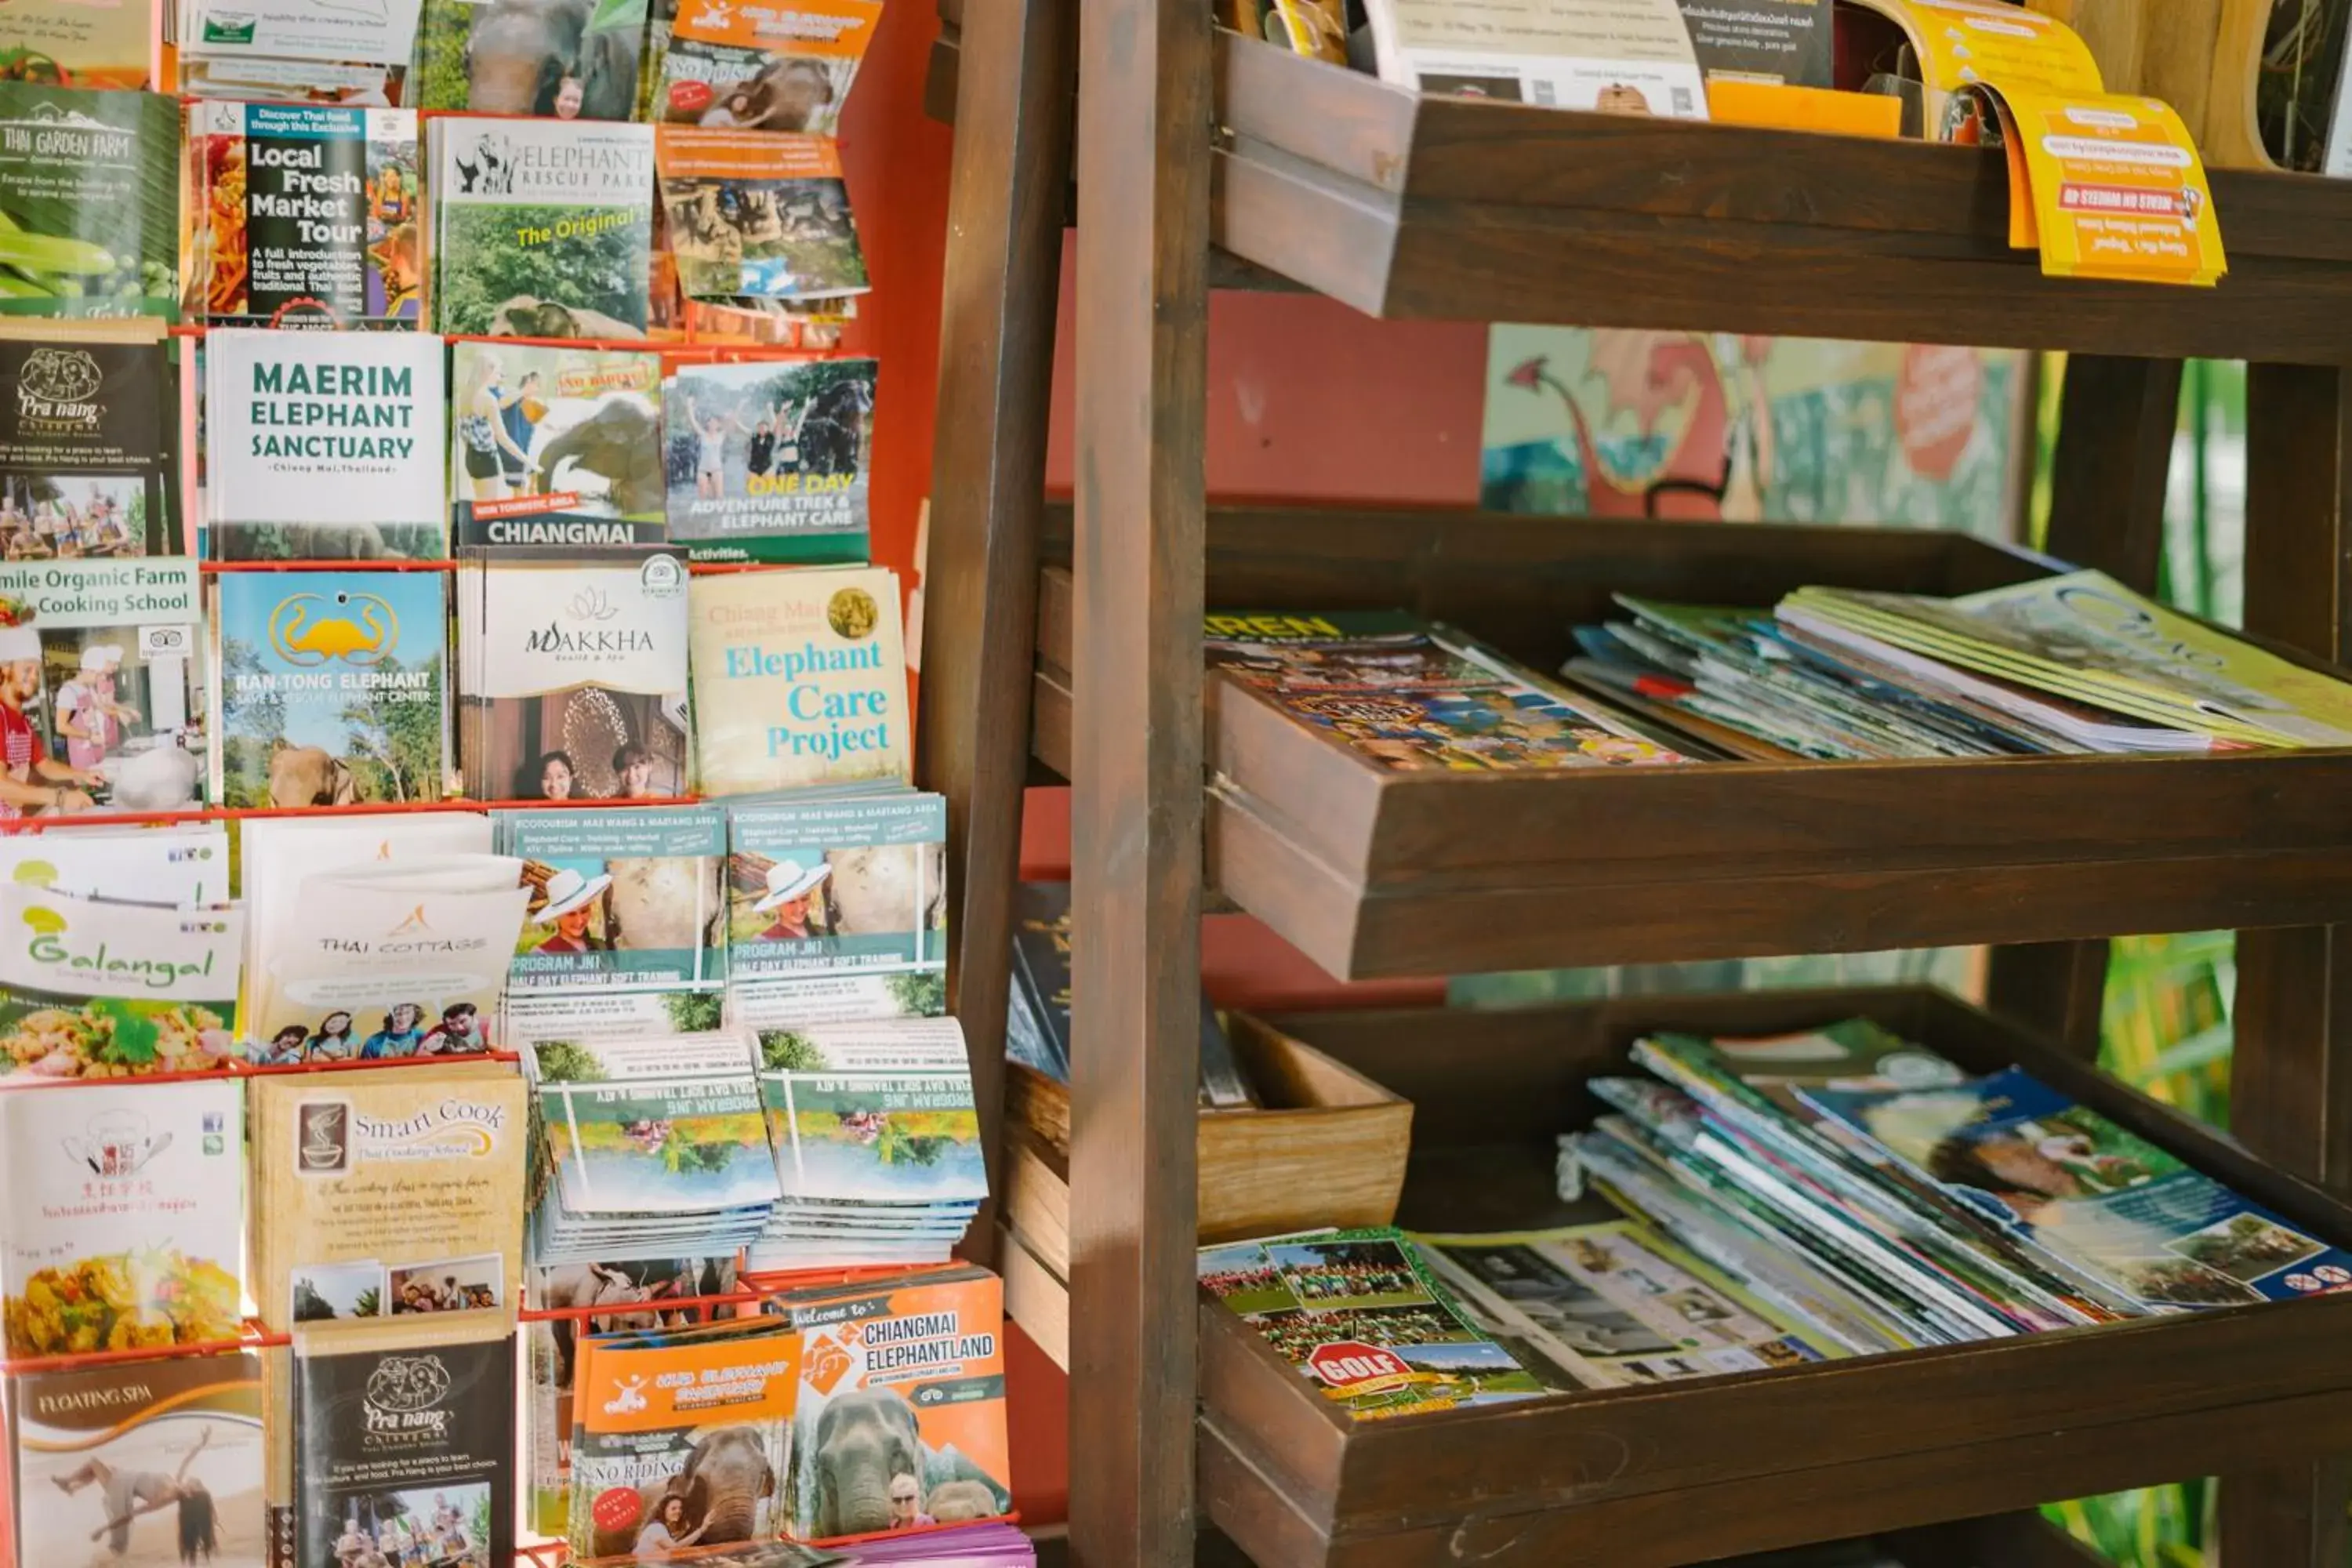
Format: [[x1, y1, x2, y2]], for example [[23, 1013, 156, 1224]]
[[566, 587, 619, 622]]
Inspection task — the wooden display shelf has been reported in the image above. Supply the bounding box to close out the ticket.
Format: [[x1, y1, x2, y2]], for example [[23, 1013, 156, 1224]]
[[925, 22, 2352, 359], [1029, 504, 2352, 979], [1194, 987, 2352, 1567]]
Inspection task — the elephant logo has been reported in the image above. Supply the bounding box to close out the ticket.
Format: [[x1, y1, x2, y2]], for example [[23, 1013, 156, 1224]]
[[825, 587, 879, 641], [603, 1374, 649, 1414], [267, 591, 398, 667]]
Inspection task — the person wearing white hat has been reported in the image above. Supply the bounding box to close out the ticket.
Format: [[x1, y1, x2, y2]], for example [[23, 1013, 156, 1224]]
[[0, 603, 97, 818], [752, 859, 830, 941], [55, 643, 135, 775], [535, 866, 615, 954]]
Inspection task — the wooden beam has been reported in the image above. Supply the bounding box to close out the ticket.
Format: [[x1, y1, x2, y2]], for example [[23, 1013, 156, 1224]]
[[1985, 354, 2181, 1057], [916, 0, 1076, 1265], [1067, 0, 1209, 1545], [2223, 360, 2352, 1567]]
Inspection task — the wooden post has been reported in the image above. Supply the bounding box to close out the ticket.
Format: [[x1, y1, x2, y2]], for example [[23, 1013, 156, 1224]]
[[915, 0, 1077, 1260], [1985, 354, 2181, 1057], [1067, 0, 1210, 1552], [2222, 361, 2352, 1566]]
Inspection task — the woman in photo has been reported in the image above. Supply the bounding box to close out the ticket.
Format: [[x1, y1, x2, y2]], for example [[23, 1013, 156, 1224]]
[[612, 743, 665, 799], [459, 354, 534, 503], [533, 867, 613, 955], [60, 1425, 216, 1562], [746, 401, 785, 479], [55, 644, 136, 775], [750, 859, 829, 940], [305, 1011, 357, 1062], [530, 750, 578, 801], [632, 1494, 709, 1560], [686, 396, 738, 499]]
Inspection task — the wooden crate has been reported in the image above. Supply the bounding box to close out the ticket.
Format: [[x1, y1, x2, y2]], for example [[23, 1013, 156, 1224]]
[[1194, 987, 2352, 1567], [1033, 505, 2352, 980], [1006, 1012, 1412, 1254]]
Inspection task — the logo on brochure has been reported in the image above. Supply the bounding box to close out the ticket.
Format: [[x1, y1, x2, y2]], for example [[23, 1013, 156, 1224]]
[[364, 1355, 453, 1418], [298, 1101, 350, 1174], [268, 591, 397, 667], [603, 1374, 649, 1415], [61, 1108, 169, 1178], [387, 904, 434, 938], [1306, 1341, 1414, 1396], [15, 348, 103, 436]]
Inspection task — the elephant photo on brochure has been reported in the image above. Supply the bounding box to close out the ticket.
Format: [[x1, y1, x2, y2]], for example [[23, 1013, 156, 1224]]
[[584, 1422, 783, 1560], [793, 1385, 1009, 1539]]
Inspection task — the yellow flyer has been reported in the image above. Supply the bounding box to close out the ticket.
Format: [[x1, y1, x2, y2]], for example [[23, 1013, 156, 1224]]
[[2002, 87, 2225, 286], [1849, 0, 2100, 135]]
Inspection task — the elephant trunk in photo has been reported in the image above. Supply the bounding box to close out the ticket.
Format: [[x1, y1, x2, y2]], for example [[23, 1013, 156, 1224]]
[[811, 1387, 924, 1537]]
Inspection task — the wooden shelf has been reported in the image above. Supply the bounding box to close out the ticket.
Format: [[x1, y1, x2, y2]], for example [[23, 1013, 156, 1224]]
[[1194, 988, 2352, 1567], [931, 20, 2352, 358], [1029, 505, 2352, 979]]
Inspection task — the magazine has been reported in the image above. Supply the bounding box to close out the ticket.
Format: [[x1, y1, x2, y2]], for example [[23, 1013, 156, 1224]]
[[292, 1319, 515, 1568], [1780, 571, 2352, 750], [1001, 880, 1254, 1109], [241, 855, 530, 1065], [249, 1062, 527, 1333], [1207, 608, 1691, 772], [1, 1076, 244, 1356], [769, 1266, 1011, 1540], [449, 339, 667, 549], [663, 357, 874, 564], [654, 0, 880, 134], [724, 790, 945, 1029], [564, 1316, 800, 1559], [454, 546, 691, 802], [203, 330, 445, 557], [1358, 0, 1706, 114], [1417, 1221, 1835, 1388], [0, 884, 241, 1081], [688, 564, 907, 797], [529, 1030, 779, 1266], [0, 559, 205, 811], [0, 329, 174, 556], [495, 804, 726, 1044], [0, 85, 177, 320], [210, 568, 452, 808], [750, 1016, 985, 1270], [655, 129, 869, 305], [1802, 1067, 2352, 1312], [237, 811, 496, 1062], [0, 818, 228, 905], [7, 1350, 265, 1568], [0, 0, 155, 89], [428, 118, 656, 337], [412, 0, 648, 118], [183, 104, 421, 329], [1198, 1228, 1549, 1419]]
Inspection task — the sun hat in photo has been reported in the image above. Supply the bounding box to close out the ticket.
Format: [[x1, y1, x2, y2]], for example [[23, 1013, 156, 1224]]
[[535, 866, 614, 922], [752, 858, 830, 912]]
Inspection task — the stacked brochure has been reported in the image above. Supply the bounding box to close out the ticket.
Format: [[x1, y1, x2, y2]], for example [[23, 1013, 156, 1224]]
[[528, 1030, 781, 1265], [725, 789, 946, 1033], [1562, 1018, 2352, 1362], [750, 1016, 985, 1271], [1567, 569, 2352, 760]]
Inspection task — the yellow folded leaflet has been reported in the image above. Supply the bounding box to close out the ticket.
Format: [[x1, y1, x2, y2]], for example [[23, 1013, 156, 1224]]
[[1998, 86, 2225, 286]]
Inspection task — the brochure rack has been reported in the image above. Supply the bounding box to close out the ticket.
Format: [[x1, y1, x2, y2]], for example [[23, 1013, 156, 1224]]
[[914, 3, 2352, 1566]]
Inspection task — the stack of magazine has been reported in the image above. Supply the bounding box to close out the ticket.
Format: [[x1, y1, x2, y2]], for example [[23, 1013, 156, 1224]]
[[1566, 1018, 2352, 1354], [1567, 569, 2352, 760], [527, 1031, 781, 1265], [751, 1015, 987, 1270]]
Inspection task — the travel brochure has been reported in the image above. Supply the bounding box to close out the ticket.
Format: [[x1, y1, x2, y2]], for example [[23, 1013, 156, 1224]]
[[751, 1016, 985, 1272], [528, 1029, 781, 1265]]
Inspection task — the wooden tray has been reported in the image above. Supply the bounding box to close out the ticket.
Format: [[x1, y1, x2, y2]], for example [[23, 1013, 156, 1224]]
[[1192, 986, 2352, 1567], [1031, 503, 2352, 980], [1207, 31, 2352, 358], [1006, 1011, 1413, 1255]]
